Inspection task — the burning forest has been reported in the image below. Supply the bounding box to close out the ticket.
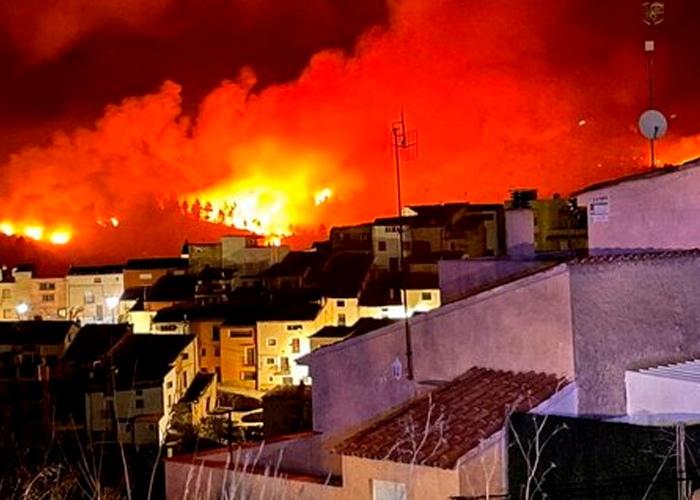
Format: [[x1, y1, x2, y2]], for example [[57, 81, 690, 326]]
[[2, 0, 700, 267]]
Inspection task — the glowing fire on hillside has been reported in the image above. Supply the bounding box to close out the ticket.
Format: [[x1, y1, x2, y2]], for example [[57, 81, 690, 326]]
[[185, 180, 334, 240], [6, 0, 700, 261], [0, 221, 72, 245]]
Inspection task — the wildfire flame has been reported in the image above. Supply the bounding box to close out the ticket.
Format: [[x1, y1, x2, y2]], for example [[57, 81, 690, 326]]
[[186, 179, 334, 240], [314, 188, 333, 206], [0, 221, 72, 245]]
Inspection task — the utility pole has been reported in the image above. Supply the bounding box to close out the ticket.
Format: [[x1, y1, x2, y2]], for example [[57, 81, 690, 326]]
[[391, 111, 417, 381]]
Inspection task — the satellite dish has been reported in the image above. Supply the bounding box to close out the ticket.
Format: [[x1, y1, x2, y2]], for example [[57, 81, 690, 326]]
[[639, 109, 668, 140]]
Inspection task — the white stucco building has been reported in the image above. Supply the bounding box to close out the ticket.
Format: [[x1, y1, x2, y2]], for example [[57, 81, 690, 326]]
[[575, 158, 700, 254]]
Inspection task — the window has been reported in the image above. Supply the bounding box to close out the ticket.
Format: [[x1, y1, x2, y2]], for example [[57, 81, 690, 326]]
[[166, 381, 173, 389], [57, 308, 67, 318], [265, 357, 276, 365], [84, 291, 95, 305], [96, 304, 103, 321], [93, 277, 102, 284], [286, 324, 303, 331], [244, 347, 255, 366], [212, 326, 220, 341], [421, 291, 433, 301], [182, 352, 189, 360], [215, 367, 221, 380], [267, 338, 277, 347], [338, 313, 346, 326], [215, 347, 221, 357], [1, 289, 10, 299], [39, 282, 55, 291], [377, 241, 387, 252], [240, 371, 256, 381], [183, 372, 188, 387], [41, 294, 54, 302], [201, 348, 207, 357], [372, 480, 406, 500], [337, 300, 345, 307], [160, 324, 178, 332], [291, 338, 300, 353], [135, 389, 143, 396], [3, 309, 11, 319], [280, 357, 290, 372], [139, 273, 153, 280], [135, 399, 144, 409], [282, 377, 293, 385]]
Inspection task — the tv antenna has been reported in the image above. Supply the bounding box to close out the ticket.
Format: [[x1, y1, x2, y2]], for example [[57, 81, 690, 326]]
[[639, 2, 666, 169], [391, 110, 417, 381]]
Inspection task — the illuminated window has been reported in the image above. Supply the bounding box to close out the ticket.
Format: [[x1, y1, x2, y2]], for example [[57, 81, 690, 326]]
[[291, 338, 300, 353], [139, 273, 153, 280]]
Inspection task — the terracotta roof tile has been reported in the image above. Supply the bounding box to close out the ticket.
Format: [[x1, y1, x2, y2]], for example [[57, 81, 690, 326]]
[[334, 367, 564, 469], [571, 249, 700, 266]]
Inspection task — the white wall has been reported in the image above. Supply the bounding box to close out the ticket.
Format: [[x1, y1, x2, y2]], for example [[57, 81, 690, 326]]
[[626, 371, 700, 417], [577, 161, 700, 253]]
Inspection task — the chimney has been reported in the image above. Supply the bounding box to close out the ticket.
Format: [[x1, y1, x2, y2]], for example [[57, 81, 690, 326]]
[[505, 190, 536, 259]]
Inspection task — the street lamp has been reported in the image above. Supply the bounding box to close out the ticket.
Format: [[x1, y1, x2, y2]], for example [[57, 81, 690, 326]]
[[16, 302, 28, 320], [105, 296, 119, 324]]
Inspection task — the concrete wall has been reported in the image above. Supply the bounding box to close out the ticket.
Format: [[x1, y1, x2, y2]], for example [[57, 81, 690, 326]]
[[458, 433, 506, 499], [438, 259, 548, 304], [576, 162, 700, 253], [307, 265, 574, 436], [342, 455, 460, 500], [166, 456, 343, 500], [411, 265, 574, 382], [505, 209, 535, 258], [569, 255, 700, 415]]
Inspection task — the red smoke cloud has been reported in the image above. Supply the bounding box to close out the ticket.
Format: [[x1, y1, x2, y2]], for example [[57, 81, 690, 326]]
[[0, 0, 696, 259]]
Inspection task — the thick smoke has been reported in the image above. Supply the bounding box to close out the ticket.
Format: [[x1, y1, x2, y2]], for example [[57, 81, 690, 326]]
[[1, 0, 698, 257]]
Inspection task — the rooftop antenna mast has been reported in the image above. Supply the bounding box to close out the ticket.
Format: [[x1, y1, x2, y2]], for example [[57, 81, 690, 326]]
[[639, 2, 667, 170], [392, 110, 418, 381]]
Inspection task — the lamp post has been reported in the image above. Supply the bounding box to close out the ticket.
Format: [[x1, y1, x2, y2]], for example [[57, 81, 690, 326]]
[[105, 296, 119, 324], [16, 302, 28, 320]]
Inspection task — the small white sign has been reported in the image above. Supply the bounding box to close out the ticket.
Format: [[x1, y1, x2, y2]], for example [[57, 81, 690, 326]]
[[590, 196, 609, 223]]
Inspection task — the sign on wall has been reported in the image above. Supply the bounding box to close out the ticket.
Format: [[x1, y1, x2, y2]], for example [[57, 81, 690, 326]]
[[589, 196, 609, 223]]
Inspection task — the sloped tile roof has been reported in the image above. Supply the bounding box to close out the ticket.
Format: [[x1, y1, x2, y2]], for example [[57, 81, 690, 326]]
[[335, 367, 564, 469]]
